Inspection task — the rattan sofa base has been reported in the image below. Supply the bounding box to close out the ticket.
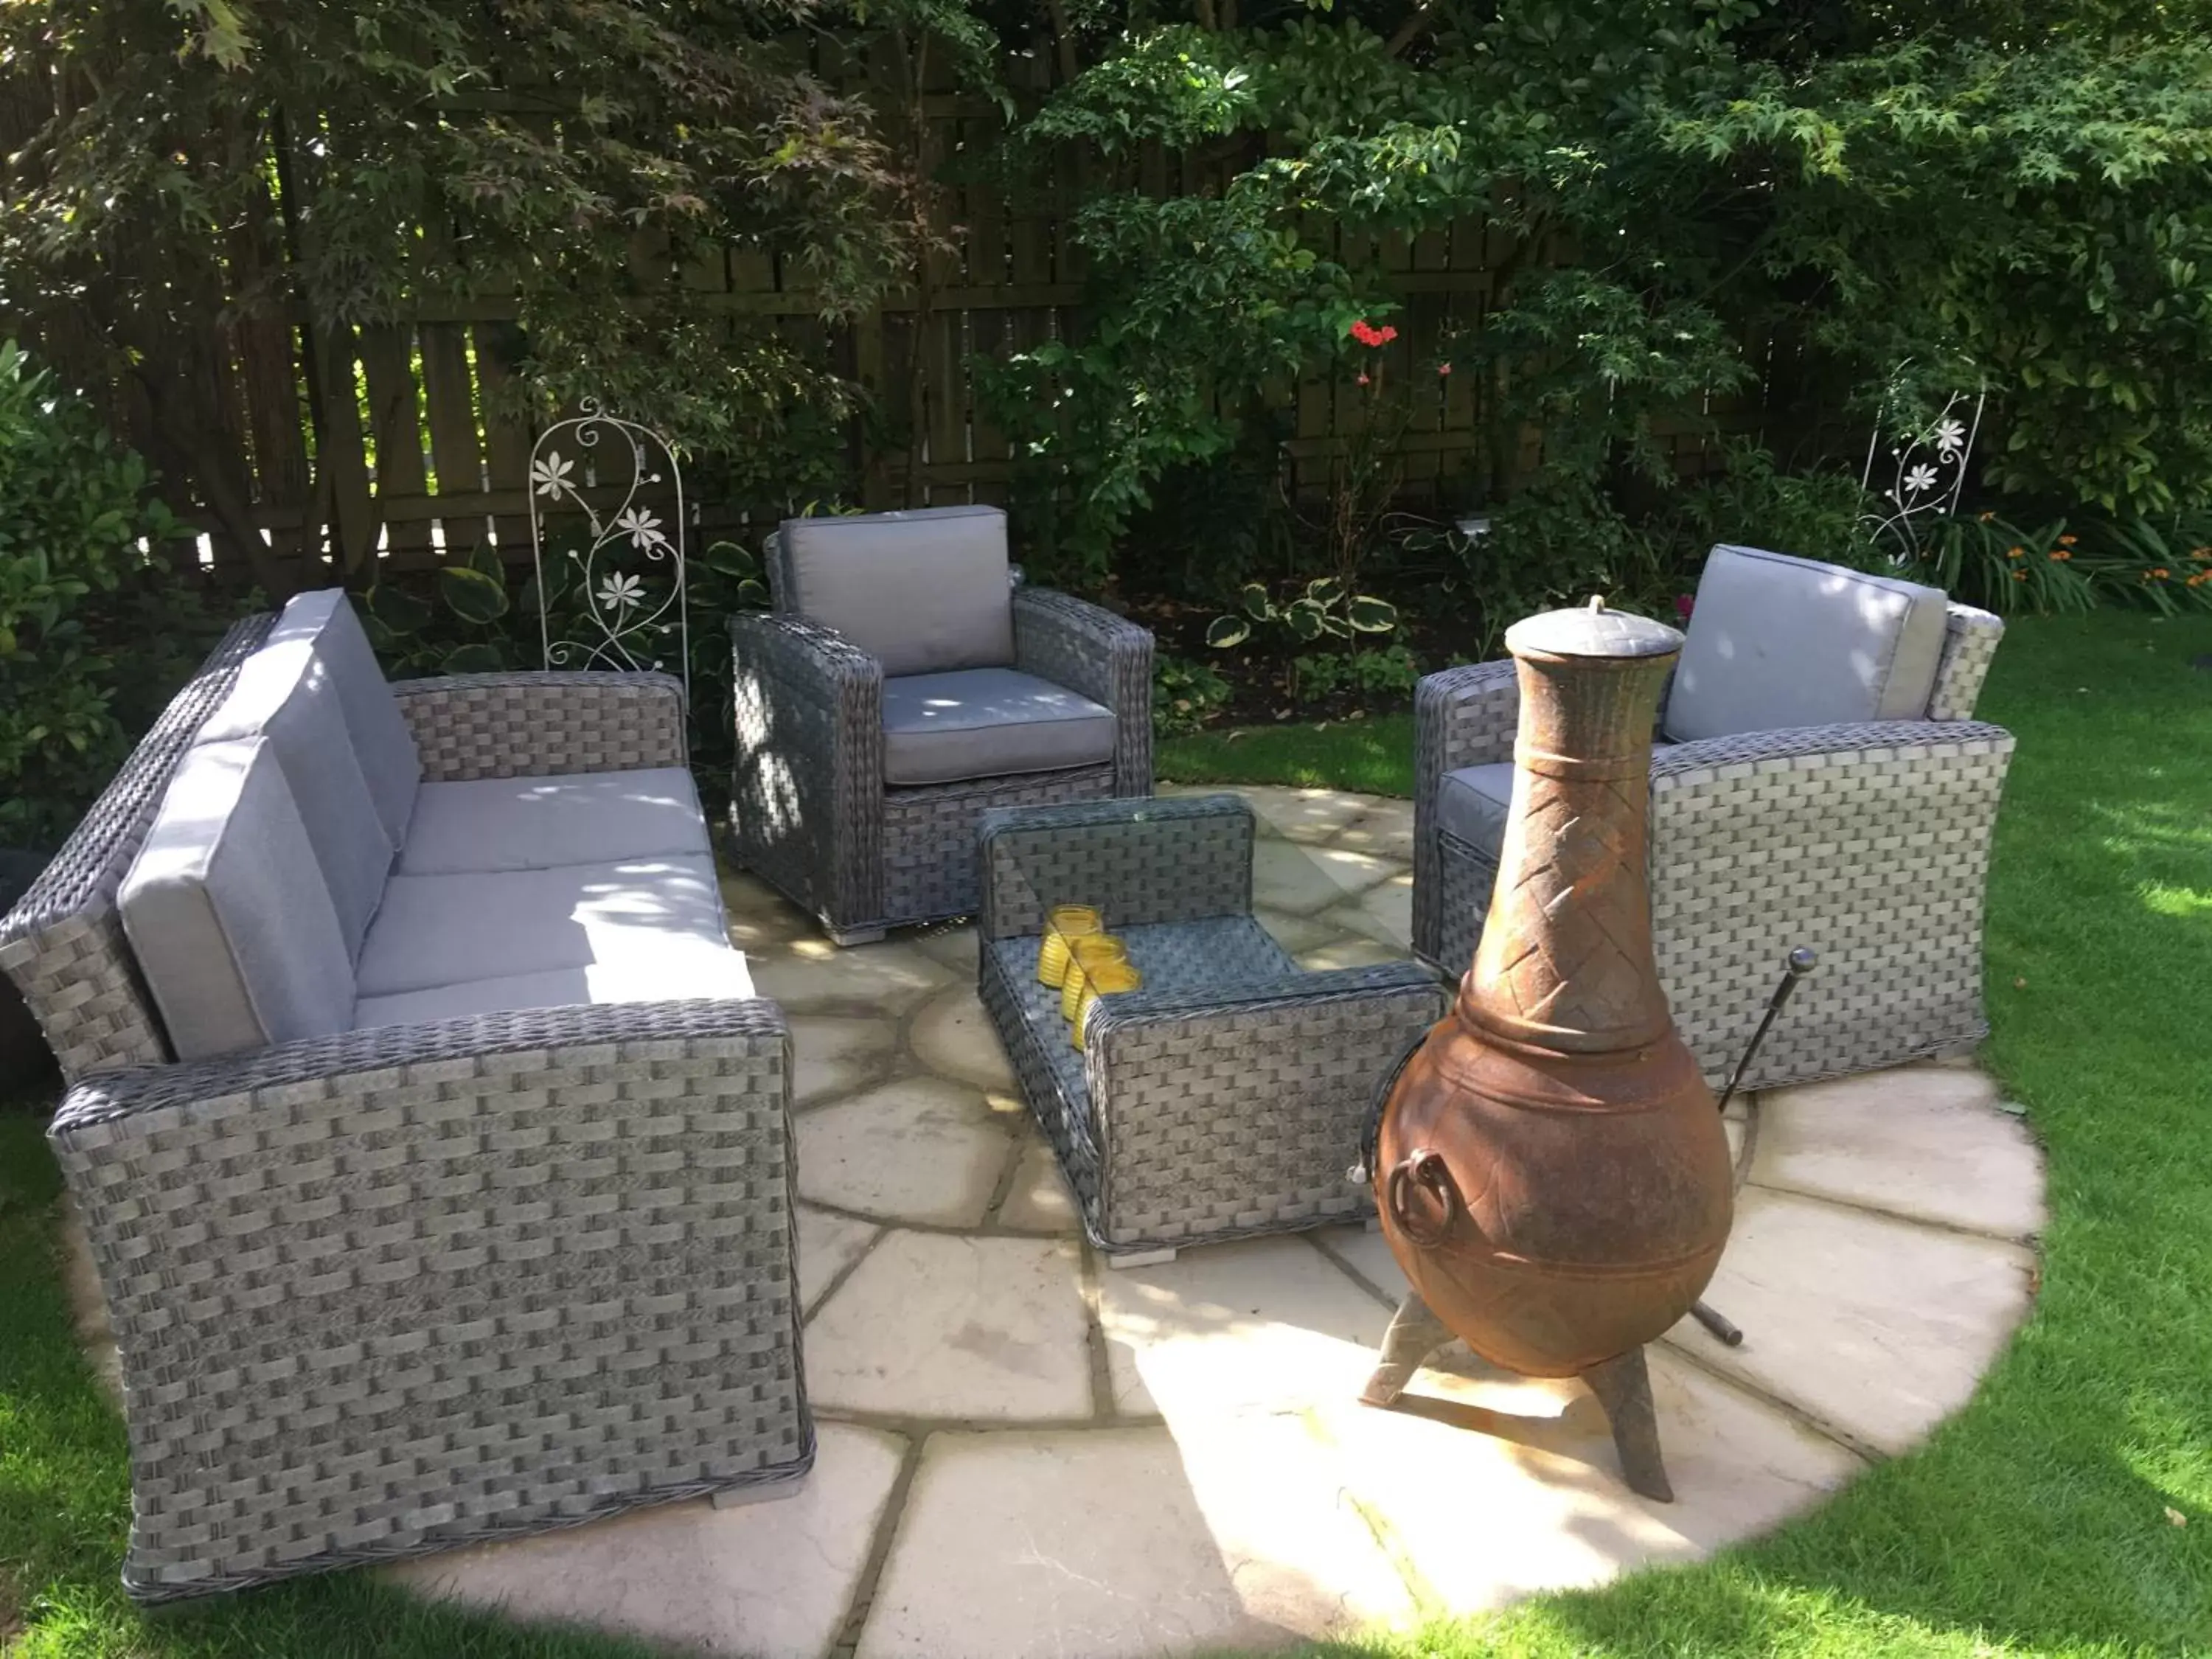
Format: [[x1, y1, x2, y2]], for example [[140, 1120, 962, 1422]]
[[7, 623, 814, 1604], [976, 796, 1449, 1256]]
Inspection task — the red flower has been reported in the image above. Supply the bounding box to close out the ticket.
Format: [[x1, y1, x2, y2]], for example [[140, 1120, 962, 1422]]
[[1436, 362, 1452, 377], [1674, 594, 1695, 619], [1379, 324, 1398, 344], [1349, 319, 1398, 348], [1357, 372, 1371, 386]]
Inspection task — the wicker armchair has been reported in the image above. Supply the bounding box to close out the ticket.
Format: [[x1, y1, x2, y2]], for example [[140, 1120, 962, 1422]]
[[0, 613, 809, 1602], [1413, 547, 2016, 1093], [730, 505, 1152, 943]]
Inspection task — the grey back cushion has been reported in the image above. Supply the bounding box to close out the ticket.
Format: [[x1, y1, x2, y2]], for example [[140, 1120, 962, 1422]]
[[776, 506, 1015, 677], [1663, 545, 1951, 743], [119, 737, 355, 1061], [195, 633, 394, 959], [266, 588, 422, 841]]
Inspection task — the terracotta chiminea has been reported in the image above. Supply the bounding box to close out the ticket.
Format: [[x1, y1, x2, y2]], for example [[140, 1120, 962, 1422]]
[[1362, 600, 1733, 1500]]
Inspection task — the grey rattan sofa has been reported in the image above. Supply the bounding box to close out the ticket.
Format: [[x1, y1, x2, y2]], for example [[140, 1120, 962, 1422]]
[[978, 793, 1449, 1259], [730, 505, 1152, 943], [1412, 546, 2014, 1093], [0, 592, 808, 1602]]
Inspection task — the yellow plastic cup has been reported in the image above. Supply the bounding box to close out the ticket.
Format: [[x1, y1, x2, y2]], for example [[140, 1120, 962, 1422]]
[[1060, 935, 1130, 1023], [1074, 961, 1144, 1051], [1037, 905, 1104, 989]]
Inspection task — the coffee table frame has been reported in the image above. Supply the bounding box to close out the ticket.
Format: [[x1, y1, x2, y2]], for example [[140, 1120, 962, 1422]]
[[976, 793, 1448, 1260]]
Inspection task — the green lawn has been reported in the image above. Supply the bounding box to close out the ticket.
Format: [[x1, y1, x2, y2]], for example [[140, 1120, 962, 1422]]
[[4, 613, 2208, 1656]]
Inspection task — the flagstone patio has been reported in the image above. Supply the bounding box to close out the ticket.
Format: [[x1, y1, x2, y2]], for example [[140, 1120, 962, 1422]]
[[63, 785, 2046, 1659]]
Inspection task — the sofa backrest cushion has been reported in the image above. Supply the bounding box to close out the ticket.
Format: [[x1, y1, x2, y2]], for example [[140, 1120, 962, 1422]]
[[774, 505, 1015, 677], [195, 635, 394, 960], [1663, 545, 1951, 744], [265, 588, 422, 841], [119, 737, 355, 1060]]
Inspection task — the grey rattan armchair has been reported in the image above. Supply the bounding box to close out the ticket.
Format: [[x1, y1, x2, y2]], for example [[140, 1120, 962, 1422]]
[[0, 620, 810, 1602], [1412, 546, 2015, 1093], [731, 506, 1152, 943]]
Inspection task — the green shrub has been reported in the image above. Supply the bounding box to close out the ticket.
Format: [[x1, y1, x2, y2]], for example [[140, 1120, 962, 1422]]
[[0, 341, 234, 849], [1152, 654, 1234, 737]]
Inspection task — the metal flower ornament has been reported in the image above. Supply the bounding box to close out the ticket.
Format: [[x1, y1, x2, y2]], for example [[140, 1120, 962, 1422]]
[[1862, 373, 1985, 562], [527, 400, 690, 698]]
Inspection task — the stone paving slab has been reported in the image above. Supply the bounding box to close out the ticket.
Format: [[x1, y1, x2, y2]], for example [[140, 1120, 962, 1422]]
[[391, 1422, 907, 1659], [796, 1077, 1012, 1228], [1663, 1187, 2038, 1458], [858, 1427, 1407, 1658], [805, 1231, 1094, 1422], [270, 783, 2041, 1657], [1747, 1064, 2045, 1239]]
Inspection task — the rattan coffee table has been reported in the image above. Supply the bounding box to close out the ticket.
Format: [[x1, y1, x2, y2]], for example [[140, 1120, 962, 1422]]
[[976, 793, 1449, 1263]]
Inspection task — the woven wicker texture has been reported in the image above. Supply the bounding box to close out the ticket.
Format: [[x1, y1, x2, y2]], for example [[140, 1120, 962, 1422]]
[[976, 796, 1448, 1253], [730, 592, 1154, 941], [50, 1001, 809, 1601], [1011, 587, 1154, 796], [392, 671, 688, 782], [977, 793, 1256, 942], [1427, 717, 2014, 1093], [0, 617, 274, 1080], [1927, 602, 2006, 723]]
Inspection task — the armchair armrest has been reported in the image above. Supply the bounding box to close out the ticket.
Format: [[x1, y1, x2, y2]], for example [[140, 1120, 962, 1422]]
[[390, 669, 688, 781], [728, 613, 885, 934], [1011, 587, 1154, 796], [977, 793, 1253, 941], [1079, 963, 1449, 1248], [1928, 602, 2006, 722], [1647, 718, 2015, 1089], [48, 998, 804, 1601], [1412, 658, 1520, 961]]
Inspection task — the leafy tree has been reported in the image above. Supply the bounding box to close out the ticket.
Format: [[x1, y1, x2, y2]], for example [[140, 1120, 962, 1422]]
[[0, 0, 926, 591]]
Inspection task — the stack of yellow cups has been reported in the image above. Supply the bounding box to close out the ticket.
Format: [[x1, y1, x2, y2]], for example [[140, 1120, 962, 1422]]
[[1037, 905, 1104, 991], [1060, 935, 1130, 1023], [1074, 960, 1143, 1051]]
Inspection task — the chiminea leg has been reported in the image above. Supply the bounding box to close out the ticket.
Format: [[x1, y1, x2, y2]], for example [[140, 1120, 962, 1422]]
[[1360, 1292, 1454, 1407], [1585, 1346, 1673, 1503]]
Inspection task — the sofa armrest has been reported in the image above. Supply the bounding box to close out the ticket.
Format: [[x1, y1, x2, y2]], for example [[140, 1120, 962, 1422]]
[[1079, 964, 1449, 1248], [48, 998, 804, 1601], [1412, 658, 1520, 961], [977, 793, 1253, 941], [1012, 587, 1154, 796], [1647, 719, 2015, 1089], [390, 670, 688, 781], [728, 613, 886, 932], [1928, 603, 2006, 722]]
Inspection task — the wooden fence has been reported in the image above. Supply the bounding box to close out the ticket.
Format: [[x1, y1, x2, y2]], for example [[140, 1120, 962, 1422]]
[[5, 43, 1777, 592]]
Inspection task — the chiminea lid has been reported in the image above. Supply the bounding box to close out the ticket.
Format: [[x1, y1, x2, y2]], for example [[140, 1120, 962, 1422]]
[[1506, 598, 1683, 661]]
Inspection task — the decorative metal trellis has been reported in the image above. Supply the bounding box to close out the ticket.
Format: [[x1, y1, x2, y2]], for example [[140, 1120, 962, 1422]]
[[527, 400, 690, 698], [1861, 374, 1986, 562]]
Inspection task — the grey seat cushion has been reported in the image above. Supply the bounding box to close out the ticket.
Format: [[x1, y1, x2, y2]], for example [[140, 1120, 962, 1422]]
[[881, 668, 1116, 787], [265, 588, 423, 841], [355, 855, 733, 999], [397, 767, 710, 876], [777, 505, 1015, 677], [118, 737, 355, 1060], [1436, 763, 1517, 854], [353, 950, 754, 1030], [195, 633, 394, 959], [1663, 545, 1950, 743]]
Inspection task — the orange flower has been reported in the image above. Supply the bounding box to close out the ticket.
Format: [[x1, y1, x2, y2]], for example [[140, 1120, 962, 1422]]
[[2048, 549, 2068, 561], [2012, 569, 2028, 581], [1978, 511, 1996, 522], [2056, 534, 2077, 546], [2145, 568, 2170, 580], [2007, 546, 2025, 559], [2192, 547, 2211, 560]]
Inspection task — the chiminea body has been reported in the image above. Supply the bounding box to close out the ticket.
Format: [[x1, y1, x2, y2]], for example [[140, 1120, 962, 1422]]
[[1374, 605, 1732, 1380]]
